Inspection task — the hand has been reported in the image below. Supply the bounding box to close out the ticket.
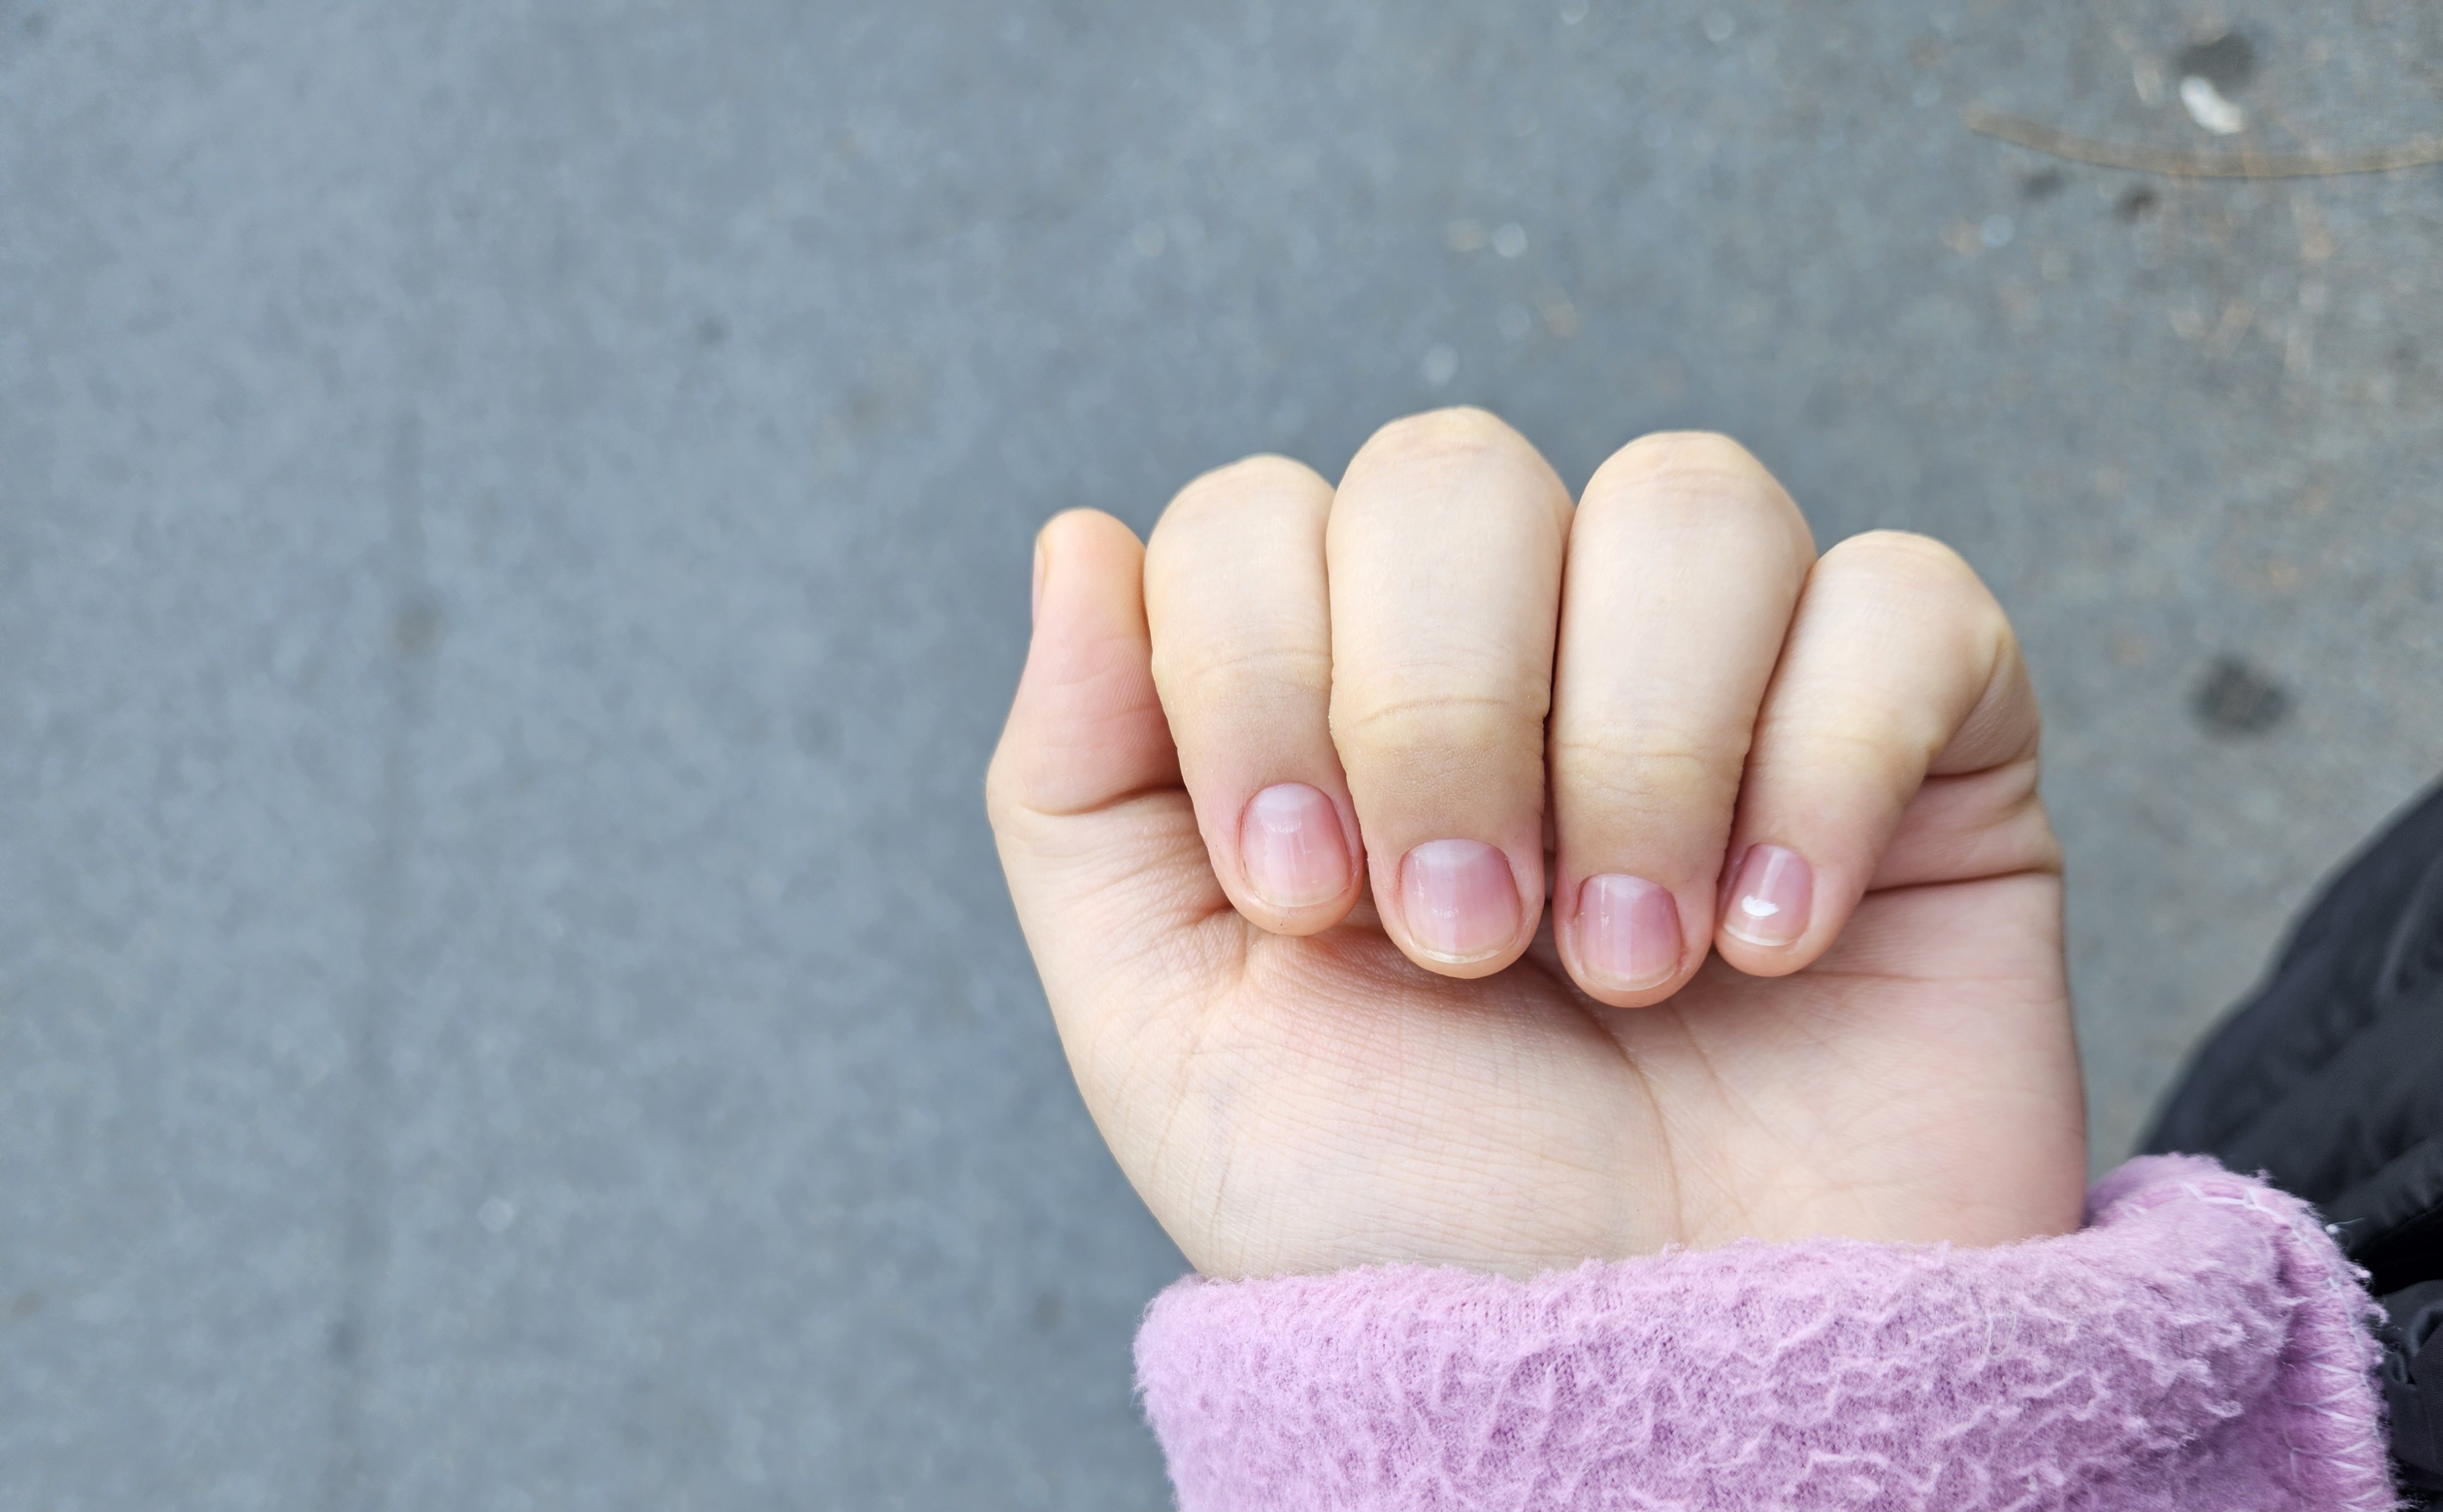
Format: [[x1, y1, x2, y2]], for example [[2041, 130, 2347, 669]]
[[987, 411, 2085, 1279]]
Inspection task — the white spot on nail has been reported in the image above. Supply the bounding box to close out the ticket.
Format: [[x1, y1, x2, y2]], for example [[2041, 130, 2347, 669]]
[[1739, 896, 1780, 918]]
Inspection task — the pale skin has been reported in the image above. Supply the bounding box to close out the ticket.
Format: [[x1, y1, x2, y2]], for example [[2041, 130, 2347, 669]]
[[987, 410, 2087, 1281]]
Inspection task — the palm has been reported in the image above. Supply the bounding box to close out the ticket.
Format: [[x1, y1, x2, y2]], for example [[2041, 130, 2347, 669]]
[[1048, 778, 2079, 1279]]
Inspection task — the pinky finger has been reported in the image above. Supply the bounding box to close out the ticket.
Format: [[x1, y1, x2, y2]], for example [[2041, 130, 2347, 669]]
[[1712, 531, 2047, 977]]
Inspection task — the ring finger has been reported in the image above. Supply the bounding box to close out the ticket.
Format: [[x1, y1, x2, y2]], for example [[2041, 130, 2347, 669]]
[[1549, 433, 1816, 1004]]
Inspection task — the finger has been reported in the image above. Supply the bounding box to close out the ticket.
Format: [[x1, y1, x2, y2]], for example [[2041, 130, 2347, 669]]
[[1712, 530, 2043, 977], [1145, 457, 1364, 935], [1326, 407, 1572, 977], [1548, 433, 1816, 1005], [985, 510, 1219, 1025]]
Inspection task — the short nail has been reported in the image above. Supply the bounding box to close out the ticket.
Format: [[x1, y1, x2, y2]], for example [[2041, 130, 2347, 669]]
[[1399, 840, 1521, 961], [1239, 784, 1351, 909], [1722, 844, 1813, 949], [1578, 875, 1682, 991], [1031, 539, 1048, 624]]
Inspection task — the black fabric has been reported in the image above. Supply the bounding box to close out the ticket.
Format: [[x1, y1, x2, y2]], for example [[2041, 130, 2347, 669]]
[[2381, 1280, 2443, 1490], [2144, 776, 2443, 1500]]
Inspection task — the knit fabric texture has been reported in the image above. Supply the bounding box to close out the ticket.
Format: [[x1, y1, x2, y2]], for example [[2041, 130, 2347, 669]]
[[1135, 1156, 2396, 1511]]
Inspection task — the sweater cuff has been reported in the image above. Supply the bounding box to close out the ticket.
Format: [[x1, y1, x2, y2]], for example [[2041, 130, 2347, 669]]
[[1135, 1156, 2396, 1511]]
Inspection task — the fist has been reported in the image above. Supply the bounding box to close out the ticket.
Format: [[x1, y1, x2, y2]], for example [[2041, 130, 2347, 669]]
[[989, 411, 2084, 1279]]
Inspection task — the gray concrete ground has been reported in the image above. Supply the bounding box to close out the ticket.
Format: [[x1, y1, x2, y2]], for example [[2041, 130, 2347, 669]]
[[1, 1, 2440, 1507]]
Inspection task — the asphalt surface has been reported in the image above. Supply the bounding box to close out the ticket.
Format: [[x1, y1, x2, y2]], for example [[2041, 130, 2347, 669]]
[[3, 2, 2440, 1507]]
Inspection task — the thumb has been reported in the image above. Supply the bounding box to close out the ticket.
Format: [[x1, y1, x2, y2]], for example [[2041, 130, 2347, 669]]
[[986, 510, 1223, 1032]]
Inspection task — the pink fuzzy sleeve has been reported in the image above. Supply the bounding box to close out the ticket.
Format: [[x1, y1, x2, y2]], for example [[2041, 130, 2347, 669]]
[[1134, 1156, 2397, 1511]]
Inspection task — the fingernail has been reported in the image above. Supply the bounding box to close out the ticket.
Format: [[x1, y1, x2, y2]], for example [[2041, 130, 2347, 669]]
[[1239, 784, 1351, 909], [1578, 875, 1682, 991], [1031, 538, 1048, 624], [1399, 840, 1520, 961], [1722, 844, 1813, 949]]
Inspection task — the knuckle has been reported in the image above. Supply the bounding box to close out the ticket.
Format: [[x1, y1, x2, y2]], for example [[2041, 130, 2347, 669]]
[[1588, 430, 1773, 497], [1764, 721, 1921, 784], [1152, 455, 1329, 551], [1580, 432, 1811, 551], [1823, 529, 1977, 592], [1355, 406, 1530, 474], [1331, 691, 1541, 766], [1823, 530, 2013, 653], [1616, 428, 1764, 470], [1152, 642, 1333, 711], [1551, 725, 1745, 779], [1551, 736, 1741, 813], [1163, 453, 1328, 525]]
